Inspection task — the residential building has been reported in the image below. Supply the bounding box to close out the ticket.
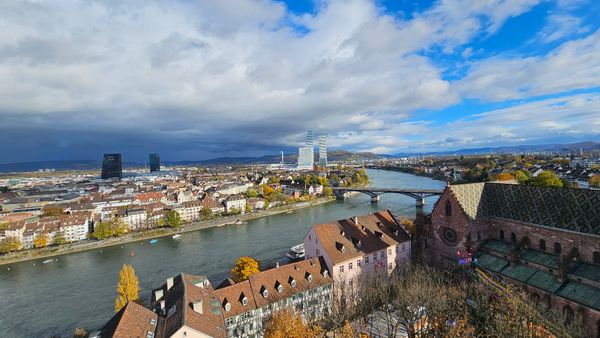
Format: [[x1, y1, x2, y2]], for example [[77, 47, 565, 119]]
[[201, 195, 225, 214], [101, 154, 122, 180], [118, 207, 148, 230], [429, 182, 600, 334], [224, 194, 246, 214], [174, 200, 203, 223], [149, 153, 160, 172], [304, 210, 412, 286]]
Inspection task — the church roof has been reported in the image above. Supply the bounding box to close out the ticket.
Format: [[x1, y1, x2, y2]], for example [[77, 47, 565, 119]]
[[448, 183, 600, 236]]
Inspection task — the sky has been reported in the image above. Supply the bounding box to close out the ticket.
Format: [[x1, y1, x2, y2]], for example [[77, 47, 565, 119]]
[[1, 0, 600, 162]]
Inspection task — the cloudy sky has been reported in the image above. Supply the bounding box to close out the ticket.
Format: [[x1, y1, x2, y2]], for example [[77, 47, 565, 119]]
[[1, 0, 599, 162]]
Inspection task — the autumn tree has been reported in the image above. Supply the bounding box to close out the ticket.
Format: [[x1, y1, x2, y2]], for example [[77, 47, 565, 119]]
[[33, 233, 49, 248], [264, 309, 323, 338], [230, 256, 260, 282], [515, 170, 530, 184], [400, 219, 416, 236], [529, 171, 563, 188], [42, 207, 65, 217], [322, 186, 334, 197], [495, 172, 515, 181], [201, 207, 213, 220], [0, 236, 22, 254], [114, 264, 139, 312], [589, 174, 600, 188], [245, 188, 259, 198], [53, 231, 67, 245]]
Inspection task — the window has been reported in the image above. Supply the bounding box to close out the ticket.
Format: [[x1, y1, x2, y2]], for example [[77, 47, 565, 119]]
[[539, 239, 546, 251], [365, 256, 369, 264], [445, 200, 452, 216], [388, 263, 392, 270], [373, 254, 377, 261], [388, 249, 392, 255], [511, 232, 517, 243], [593, 251, 600, 265], [380, 251, 385, 258], [357, 259, 361, 267], [500, 230, 505, 240], [402, 244, 405, 251], [348, 262, 353, 270], [554, 242, 562, 254], [339, 265, 344, 273]]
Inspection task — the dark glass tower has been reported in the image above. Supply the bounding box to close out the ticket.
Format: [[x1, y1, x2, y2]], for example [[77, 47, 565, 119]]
[[149, 153, 160, 172], [101, 153, 122, 179]]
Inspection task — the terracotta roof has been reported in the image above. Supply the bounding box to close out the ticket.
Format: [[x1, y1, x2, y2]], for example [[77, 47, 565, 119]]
[[153, 273, 226, 338], [214, 257, 332, 318], [101, 301, 158, 338], [312, 210, 411, 265]]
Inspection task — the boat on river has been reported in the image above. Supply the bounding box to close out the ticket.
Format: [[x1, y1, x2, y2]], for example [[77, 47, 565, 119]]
[[42, 259, 55, 264], [149, 239, 158, 244], [172, 234, 181, 239], [234, 219, 244, 225], [286, 243, 305, 260]]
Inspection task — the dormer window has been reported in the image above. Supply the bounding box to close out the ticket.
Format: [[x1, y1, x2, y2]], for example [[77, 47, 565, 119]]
[[239, 293, 248, 306], [260, 286, 269, 298], [375, 231, 383, 239], [289, 277, 297, 287], [223, 299, 231, 312], [275, 281, 284, 293], [305, 272, 313, 283], [340, 230, 345, 236], [335, 241, 345, 253], [322, 269, 329, 277], [351, 237, 362, 247]]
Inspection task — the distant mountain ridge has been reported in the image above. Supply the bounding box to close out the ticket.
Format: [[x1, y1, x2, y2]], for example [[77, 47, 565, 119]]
[[392, 141, 600, 157]]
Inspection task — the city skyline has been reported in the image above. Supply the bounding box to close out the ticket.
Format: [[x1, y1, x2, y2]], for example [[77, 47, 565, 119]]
[[1, 0, 599, 162]]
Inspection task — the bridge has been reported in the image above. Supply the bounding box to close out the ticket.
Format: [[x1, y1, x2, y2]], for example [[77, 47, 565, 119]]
[[331, 187, 443, 207]]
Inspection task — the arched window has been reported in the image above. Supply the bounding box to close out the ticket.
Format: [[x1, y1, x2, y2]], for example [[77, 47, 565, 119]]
[[511, 232, 517, 243], [445, 200, 452, 216], [539, 239, 546, 251], [594, 251, 600, 265], [500, 230, 505, 240], [554, 242, 562, 254]]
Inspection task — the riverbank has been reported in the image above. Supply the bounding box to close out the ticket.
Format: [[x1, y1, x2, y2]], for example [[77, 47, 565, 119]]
[[0, 197, 335, 266]]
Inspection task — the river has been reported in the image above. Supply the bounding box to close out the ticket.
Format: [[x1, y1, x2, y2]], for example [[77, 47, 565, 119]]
[[0, 169, 446, 337]]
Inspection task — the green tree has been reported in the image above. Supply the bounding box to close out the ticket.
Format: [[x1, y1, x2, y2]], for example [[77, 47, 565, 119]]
[[231, 256, 260, 282], [114, 264, 139, 312], [589, 174, 600, 188], [53, 231, 67, 245], [160, 210, 182, 228], [0, 222, 9, 231], [514, 170, 530, 184], [201, 207, 213, 220], [0, 236, 21, 254], [91, 220, 128, 240], [322, 186, 333, 197], [245, 188, 258, 198], [41, 207, 64, 217], [529, 171, 563, 188]]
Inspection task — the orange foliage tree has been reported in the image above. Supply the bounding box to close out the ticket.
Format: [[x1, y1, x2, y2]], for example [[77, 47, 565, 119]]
[[264, 309, 323, 338], [495, 172, 515, 181], [230, 256, 260, 282]]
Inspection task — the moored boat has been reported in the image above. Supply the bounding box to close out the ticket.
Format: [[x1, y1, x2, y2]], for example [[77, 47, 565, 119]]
[[172, 234, 181, 239], [286, 243, 305, 260], [42, 259, 55, 264], [149, 239, 158, 244]]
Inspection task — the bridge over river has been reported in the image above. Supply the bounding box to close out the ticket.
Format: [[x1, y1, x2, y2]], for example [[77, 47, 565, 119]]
[[332, 186, 444, 206]]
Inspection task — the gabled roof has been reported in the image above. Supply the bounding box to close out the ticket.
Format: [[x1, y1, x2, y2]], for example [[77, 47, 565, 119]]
[[101, 301, 158, 338], [311, 210, 411, 265]]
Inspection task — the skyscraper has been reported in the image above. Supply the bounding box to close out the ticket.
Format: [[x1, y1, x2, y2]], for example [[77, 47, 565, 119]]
[[297, 131, 314, 170], [318, 135, 327, 167], [149, 153, 160, 172], [101, 153, 122, 179]]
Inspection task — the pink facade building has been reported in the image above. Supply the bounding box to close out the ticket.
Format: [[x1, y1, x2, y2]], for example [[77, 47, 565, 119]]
[[304, 210, 412, 285]]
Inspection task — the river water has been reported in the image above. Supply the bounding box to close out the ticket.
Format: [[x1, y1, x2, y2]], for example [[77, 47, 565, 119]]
[[0, 169, 445, 337]]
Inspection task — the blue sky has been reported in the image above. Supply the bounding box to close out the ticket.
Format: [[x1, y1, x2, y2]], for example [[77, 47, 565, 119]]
[[0, 0, 599, 162]]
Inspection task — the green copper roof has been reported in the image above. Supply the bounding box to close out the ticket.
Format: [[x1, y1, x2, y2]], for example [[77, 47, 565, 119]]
[[569, 262, 600, 283], [501, 264, 537, 283], [519, 249, 560, 269], [481, 239, 513, 255], [557, 282, 600, 311], [474, 253, 509, 272], [448, 183, 600, 235], [525, 270, 563, 293]]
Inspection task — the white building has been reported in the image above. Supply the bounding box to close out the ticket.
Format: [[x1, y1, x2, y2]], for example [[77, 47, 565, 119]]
[[224, 195, 246, 214]]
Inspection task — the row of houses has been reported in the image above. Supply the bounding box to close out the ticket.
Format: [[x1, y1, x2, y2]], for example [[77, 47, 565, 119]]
[[2, 212, 92, 248], [93, 211, 413, 338]]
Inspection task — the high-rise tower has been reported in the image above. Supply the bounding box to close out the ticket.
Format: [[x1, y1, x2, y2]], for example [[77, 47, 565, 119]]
[[318, 135, 327, 167], [149, 153, 160, 172], [101, 153, 122, 179], [298, 131, 315, 170]]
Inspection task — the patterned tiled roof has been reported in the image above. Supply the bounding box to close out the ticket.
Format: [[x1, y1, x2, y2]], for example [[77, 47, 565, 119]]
[[448, 183, 600, 235]]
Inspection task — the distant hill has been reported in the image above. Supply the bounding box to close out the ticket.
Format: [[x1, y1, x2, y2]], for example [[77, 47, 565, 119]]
[[392, 141, 600, 157], [0, 150, 387, 173]]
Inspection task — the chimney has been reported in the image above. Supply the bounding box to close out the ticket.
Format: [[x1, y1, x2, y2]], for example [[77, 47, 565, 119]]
[[353, 216, 358, 225], [192, 300, 203, 314], [166, 277, 174, 290], [160, 300, 166, 311], [276, 261, 280, 269], [154, 289, 164, 301]]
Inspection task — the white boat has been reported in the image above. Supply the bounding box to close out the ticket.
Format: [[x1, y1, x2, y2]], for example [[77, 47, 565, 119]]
[[234, 219, 244, 225], [286, 244, 305, 260], [42, 259, 55, 264], [172, 234, 181, 239]]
